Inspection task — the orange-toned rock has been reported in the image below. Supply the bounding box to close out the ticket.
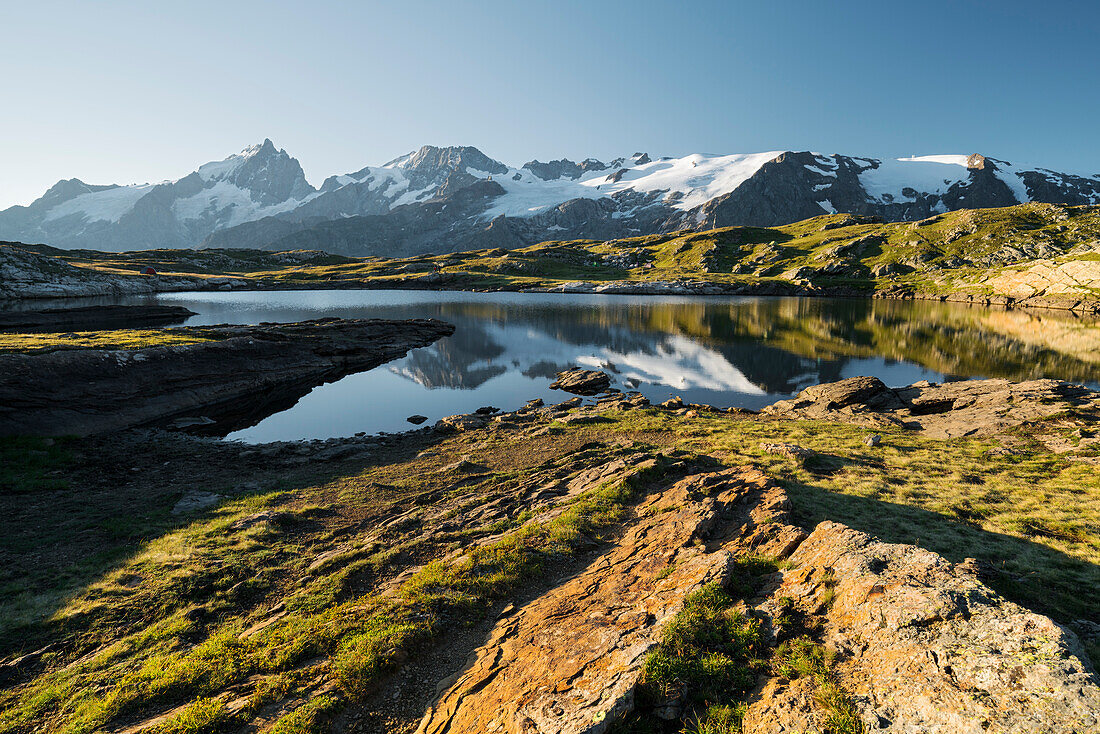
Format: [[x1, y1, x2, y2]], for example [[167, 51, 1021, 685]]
[[416, 467, 803, 734], [749, 521, 1100, 733]]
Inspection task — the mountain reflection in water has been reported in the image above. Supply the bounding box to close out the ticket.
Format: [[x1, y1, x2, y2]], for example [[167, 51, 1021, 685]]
[[136, 290, 1100, 441]]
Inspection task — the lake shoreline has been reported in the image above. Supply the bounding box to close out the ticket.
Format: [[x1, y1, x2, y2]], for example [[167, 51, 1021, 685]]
[[0, 317, 455, 437], [7, 274, 1100, 316]]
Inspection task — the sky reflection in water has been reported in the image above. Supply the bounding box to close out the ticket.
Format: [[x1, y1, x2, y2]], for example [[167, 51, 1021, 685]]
[[142, 290, 1100, 442]]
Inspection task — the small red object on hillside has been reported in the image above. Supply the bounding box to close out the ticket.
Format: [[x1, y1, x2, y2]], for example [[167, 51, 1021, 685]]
[[142, 267, 157, 275]]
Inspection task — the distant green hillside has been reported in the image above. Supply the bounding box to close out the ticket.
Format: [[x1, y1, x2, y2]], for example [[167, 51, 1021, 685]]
[[18, 203, 1100, 306]]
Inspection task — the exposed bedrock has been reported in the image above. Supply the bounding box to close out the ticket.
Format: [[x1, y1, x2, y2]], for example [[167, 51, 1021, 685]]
[[0, 242, 209, 299], [0, 317, 454, 436], [0, 304, 195, 331], [745, 522, 1100, 734], [763, 375, 1097, 438], [415, 466, 1099, 734], [417, 467, 805, 734]]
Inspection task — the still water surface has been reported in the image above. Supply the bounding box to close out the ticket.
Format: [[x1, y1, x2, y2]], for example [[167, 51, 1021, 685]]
[[133, 290, 1100, 442]]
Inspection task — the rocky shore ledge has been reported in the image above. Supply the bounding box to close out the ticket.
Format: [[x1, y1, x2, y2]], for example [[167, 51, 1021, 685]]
[[0, 317, 455, 436], [0, 304, 196, 331]]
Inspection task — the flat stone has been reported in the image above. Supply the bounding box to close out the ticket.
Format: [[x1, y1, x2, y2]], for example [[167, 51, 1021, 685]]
[[549, 368, 611, 396], [764, 377, 1096, 439]]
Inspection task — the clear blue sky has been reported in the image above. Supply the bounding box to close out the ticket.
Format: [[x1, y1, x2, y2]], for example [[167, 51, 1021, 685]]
[[2, 0, 1098, 209]]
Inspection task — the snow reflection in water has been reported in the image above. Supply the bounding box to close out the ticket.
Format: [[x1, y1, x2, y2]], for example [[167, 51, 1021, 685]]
[[112, 289, 1100, 442]]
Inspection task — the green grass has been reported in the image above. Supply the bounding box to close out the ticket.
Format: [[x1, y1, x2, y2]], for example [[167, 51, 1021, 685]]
[[0, 437, 69, 494], [0, 328, 221, 354], [683, 704, 745, 734], [640, 583, 765, 705], [0, 436, 674, 734], [626, 559, 785, 731], [2, 403, 1098, 733], [27, 202, 1100, 306], [772, 638, 864, 734]]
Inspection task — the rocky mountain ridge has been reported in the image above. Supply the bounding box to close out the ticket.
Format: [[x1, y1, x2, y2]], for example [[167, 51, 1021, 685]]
[[3, 141, 1099, 256]]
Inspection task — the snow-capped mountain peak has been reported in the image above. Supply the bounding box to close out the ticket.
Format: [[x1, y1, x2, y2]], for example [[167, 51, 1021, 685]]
[[3, 143, 1099, 254], [195, 139, 274, 182]]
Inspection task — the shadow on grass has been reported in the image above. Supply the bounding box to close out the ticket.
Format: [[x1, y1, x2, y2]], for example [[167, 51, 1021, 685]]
[[783, 476, 1100, 625], [0, 423, 474, 660]]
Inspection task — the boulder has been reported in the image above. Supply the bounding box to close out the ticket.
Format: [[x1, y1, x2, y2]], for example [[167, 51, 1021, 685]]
[[549, 368, 611, 396], [797, 375, 902, 410]]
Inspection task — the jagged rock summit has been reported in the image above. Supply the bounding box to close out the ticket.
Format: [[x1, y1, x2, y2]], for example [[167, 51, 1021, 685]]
[[3, 142, 1099, 255]]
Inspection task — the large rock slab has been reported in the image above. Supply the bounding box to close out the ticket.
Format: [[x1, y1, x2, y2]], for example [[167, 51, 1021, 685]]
[[746, 522, 1100, 733], [764, 375, 1097, 438], [414, 457, 1100, 733], [987, 258, 1100, 299], [416, 467, 805, 734], [0, 318, 454, 436]]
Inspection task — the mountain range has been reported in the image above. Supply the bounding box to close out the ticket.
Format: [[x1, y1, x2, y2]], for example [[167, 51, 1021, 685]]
[[3, 140, 1099, 255]]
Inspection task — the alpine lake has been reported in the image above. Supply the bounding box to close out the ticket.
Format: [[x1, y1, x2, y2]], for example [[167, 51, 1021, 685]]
[[47, 290, 1100, 441]]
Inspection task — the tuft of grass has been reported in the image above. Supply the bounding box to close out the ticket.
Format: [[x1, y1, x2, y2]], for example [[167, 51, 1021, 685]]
[[158, 696, 229, 734], [683, 703, 746, 734], [639, 580, 767, 720], [268, 695, 341, 734], [773, 638, 864, 734]]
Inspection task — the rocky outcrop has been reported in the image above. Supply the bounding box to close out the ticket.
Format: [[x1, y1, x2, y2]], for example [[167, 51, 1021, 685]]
[[0, 317, 455, 436], [746, 522, 1100, 733], [764, 375, 1098, 438], [0, 243, 208, 299], [521, 158, 609, 181], [417, 467, 805, 734], [0, 305, 195, 331], [548, 368, 612, 395], [415, 462, 1100, 733], [985, 258, 1100, 298]]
